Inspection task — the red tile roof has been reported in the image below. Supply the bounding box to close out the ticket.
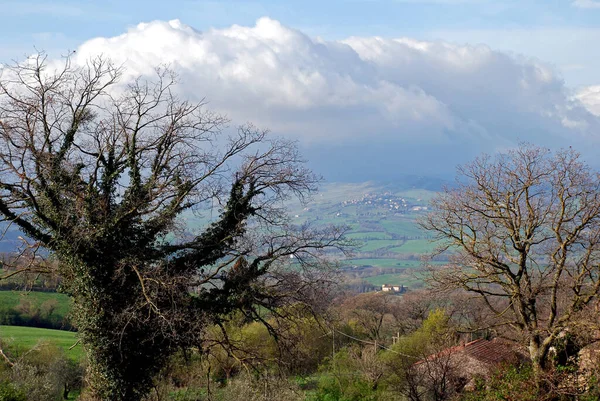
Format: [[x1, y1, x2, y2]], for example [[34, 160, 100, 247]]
[[414, 338, 525, 367]]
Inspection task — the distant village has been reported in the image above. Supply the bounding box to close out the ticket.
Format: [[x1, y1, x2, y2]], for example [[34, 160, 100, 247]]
[[341, 192, 428, 214]]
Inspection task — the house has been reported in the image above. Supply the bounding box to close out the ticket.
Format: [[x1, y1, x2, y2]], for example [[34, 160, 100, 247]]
[[411, 338, 528, 394], [381, 284, 406, 293]]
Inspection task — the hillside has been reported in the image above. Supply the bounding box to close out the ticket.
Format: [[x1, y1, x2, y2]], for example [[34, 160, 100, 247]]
[[0, 179, 447, 291], [286, 179, 448, 289]]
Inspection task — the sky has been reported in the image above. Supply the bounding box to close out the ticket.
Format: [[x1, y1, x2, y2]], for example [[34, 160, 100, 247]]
[[1, 0, 600, 181]]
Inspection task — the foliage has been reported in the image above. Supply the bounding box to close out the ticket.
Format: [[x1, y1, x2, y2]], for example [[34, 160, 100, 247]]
[[0, 342, 84, 401], [214, 373, 305, 401], [459, 365, 539, 401], [0, 381, 27, 401], [336, 292, 404, 342], [310, 347, 384, 401], [202, 306, 332, 380], [379, 309, 467, 401]]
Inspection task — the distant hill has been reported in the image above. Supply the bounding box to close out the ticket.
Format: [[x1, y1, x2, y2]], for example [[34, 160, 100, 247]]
[[0, 177, 448, 290]]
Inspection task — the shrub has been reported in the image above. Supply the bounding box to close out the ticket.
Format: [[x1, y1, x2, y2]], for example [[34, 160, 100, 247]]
[[0, 381, 26, 401]]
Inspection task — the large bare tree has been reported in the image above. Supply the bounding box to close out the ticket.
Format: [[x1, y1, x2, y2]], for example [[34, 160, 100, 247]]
[[420, 144, 600, 381], [0, 54, 345, 400]]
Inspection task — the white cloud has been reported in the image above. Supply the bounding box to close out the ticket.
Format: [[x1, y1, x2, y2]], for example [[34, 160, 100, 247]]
[[68, 18, 600, 180], [576, 86, 600, 116], [426, 27, 600, 87], [572, 0, 600, 8]]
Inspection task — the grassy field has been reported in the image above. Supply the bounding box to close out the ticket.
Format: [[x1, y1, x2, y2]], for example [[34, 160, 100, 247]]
[[380, 220, 425, 238], [344, 258, 423, 268], [346, 231, 392, 240], [364, 273, 425, 288], [359, 239, 402, 251], [0, 290, 72, 317], [0, 325, 82, 360], [389, 239, 438, 254]]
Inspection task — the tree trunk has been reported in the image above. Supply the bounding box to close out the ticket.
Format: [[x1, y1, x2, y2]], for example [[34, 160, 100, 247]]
[[529, 335, 548, 392]]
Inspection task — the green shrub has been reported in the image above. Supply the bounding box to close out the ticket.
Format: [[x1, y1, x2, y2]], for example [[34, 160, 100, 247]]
[[0, 381, 26, 401], [459, 365, 538, 401]]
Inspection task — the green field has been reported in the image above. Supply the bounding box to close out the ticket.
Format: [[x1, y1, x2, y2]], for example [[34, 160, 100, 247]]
[[364, 273, 425, 288], [344, 258, 423, 268], [389, 239, 438, 254], [0, 290, 72, 317], [380, 220, 425, 238], [346, 232, 392, 240], [0, 325, 82, 360], [359, 239, 402, 251]]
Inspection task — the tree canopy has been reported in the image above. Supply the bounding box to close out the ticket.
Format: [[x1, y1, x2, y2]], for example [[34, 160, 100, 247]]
[[0, 53, 345, 400]]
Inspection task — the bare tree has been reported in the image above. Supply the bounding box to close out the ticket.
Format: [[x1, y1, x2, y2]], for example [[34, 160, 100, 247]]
[[336, 291, 403, 342], [420, 144, 600, 384], [0, 53, 346, 400]]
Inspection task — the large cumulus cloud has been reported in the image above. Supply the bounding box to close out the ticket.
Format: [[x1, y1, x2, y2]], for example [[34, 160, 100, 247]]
[[70, 18, 600, 181]]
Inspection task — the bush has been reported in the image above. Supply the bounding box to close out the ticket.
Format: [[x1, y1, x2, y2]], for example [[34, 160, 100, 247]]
[[0, 342, 83, 401], [459, 365, 538, 401], [0, 381, 27, 401]]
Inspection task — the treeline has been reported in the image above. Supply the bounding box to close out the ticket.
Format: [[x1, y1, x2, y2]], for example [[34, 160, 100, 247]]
[[0, 255, 62, 293], [0, 298, 72, 331]]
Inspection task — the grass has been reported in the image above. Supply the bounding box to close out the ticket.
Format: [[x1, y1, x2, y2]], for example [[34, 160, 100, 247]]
[[0, 325, 82, 361], [359, 239, 402, 251], [0, 290, 72, 317], [344, 258, 415, 268], [389, 239, 438, 254], [364, 273, 424, 288], [380, 219, 425, 238], [346, 231, 392, 240], [344, 258, 446, 269]]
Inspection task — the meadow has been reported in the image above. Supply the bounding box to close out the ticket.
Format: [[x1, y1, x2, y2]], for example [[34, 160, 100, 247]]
[[0, 325, 82, 360], [0, 290, 72, 317]]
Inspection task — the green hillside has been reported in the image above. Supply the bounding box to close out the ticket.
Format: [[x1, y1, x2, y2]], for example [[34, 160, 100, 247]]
[[0, 325, 82, 360]]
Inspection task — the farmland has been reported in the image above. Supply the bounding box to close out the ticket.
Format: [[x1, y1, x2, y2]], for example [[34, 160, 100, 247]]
[[0, 290, 71, 318], [0, 290, 72, 330], [181, 180, 449, 290], [183, 179, 446, 289], [284, 180, 448, 289], [0, 325, 82, 360]]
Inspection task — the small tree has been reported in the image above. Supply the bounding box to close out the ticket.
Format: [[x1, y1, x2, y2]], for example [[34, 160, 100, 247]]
[[420, 144, 600, 383], [0, 53, 345, 400], [384, 309, 457, 401], [337, 291, 403, 343]]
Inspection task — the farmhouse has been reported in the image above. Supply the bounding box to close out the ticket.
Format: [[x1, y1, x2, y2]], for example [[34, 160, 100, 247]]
[[381, 284, 406, 293], [412, 338, 528, 392]]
